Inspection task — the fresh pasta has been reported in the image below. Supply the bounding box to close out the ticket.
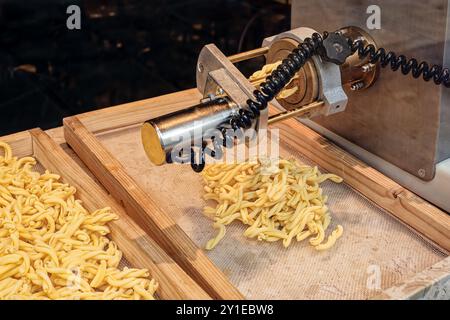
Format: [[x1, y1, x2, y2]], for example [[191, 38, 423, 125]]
[[249, 61, 299, 99], [201, 158, 344, 251], [0, 141, 158, 300]]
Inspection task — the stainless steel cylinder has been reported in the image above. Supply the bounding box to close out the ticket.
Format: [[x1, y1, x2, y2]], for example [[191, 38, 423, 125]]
[[141, 98, 235, 165]]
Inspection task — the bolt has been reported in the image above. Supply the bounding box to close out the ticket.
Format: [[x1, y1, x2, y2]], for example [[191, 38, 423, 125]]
[[333, 43, 344, 53], [351, 81, 365, 91], [362, 64, 374, 73], [216, 87, 224, 95], [418, 168, 426, 178], [197, 63, 204, 73], [200, 97, 212, 104]]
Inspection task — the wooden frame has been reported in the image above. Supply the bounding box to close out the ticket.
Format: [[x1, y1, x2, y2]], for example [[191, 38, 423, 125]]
[[0, 128, 210, 300], [60, 88, 450, 299], [374, 256, 450, 300], [64, 89, 450, 252], [63, 117, 244, 300]]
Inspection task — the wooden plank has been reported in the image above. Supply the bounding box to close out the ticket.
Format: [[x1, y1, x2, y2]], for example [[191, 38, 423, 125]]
[[63, 117, 244, 300], [0, 130, 33, 158], [29, 128, 210, 300], [376, 256, 450, 300], [77, 89, 201, 133], [272, 117, 450, 252]]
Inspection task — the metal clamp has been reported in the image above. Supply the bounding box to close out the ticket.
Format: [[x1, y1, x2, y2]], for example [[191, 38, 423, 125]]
[[263, 27, 348, 116], [196, 44, 268, 133]]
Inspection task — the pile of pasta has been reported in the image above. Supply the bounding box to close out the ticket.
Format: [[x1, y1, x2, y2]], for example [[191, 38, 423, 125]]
[[201, 158, 344, 251], [0, 141, 157, 300]]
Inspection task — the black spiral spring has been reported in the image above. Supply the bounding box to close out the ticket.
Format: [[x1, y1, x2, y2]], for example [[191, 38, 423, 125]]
[[190, 32, 325, 172], [351, 39, 450, 88]]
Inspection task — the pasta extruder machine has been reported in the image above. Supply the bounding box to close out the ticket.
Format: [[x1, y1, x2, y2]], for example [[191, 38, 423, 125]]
[[141, 6, 450, 214], [141, 26, 381, 166]]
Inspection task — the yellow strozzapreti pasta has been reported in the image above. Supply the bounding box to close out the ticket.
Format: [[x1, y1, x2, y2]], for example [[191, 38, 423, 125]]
[[201, 158, 344, 251], [0, 141, 158, 300], [249, 61, 299, 99]]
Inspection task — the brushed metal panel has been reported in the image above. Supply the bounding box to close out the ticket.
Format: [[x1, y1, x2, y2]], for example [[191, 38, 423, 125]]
[[292, 0, 449, 180]]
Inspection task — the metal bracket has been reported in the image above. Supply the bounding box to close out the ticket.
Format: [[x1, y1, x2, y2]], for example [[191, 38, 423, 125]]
[[196, 44, 268, 133], [263, 27, 348, 116], [205, 69, 246, 111]]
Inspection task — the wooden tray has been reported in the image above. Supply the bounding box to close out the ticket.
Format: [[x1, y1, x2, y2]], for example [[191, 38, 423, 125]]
[[61, 89, 450, 299], [0, 128, 210, 300]]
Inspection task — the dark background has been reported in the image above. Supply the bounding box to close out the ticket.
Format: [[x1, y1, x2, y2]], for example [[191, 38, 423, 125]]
[[0, 0, 290, 135]]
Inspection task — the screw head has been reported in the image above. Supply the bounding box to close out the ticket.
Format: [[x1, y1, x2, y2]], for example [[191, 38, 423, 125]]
[[362, 64, 373, 73], [197, 63, 204, 73], [333, 43, 344, 53], [418, 168, 426, 178], [350, 81, 365, 91]]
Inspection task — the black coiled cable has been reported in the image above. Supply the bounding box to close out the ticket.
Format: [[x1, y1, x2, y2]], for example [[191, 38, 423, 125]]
[[351, 39, 450, 88], [190, 32, 325, 172], [244, 32, 326, 127]]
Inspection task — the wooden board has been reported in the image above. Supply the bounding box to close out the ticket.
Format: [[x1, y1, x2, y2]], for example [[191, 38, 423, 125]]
[[0, 128, 210, 300], [374, 255, 450, 300], [59, 89, 450, 299]]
